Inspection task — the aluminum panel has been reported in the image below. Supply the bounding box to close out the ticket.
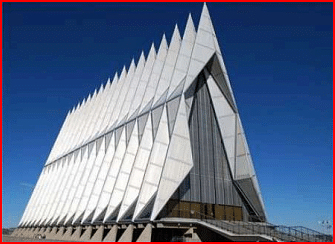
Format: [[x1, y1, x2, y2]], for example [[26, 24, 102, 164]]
[[133, 106, 169, 220], [166, 96, 181, 138], [70, 142, 98, 224], [92, 129, 126, 222], [74, 137, 106, 224], [40, 154, 74, 224], [137, 112, 149, 143], [151, 105, 164, 140], [20, 168, 48, 225], [29, 161, 61, 225], [183, 4, 216, 93], [51, 149, 81, 225], [153, 25, 181, 106], [81, 83, 109, 146], [98, 71, 124, 134], [126, 120, 136, 146], [151, 96, 193, 220], [140, 35, 168, 113], [83, 133, 115, 223], [89, 78, 113, 139], [128, 44, 156, 118], [45, 111, 71, 165], [119, 53, 146, 123], [107, 60, 136, 132], [105, 121, 139, 222], [207, 73, 237, 178], [58, 145, 89, 225]]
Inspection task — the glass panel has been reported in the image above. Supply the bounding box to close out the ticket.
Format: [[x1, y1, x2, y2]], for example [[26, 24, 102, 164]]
[[214, 204, 225, 220], [179, 201, 190, 218], [225, 205, 234, 221], [234, 206, 243, 221]]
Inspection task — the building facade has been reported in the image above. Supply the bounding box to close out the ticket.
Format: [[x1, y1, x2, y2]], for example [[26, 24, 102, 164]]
[[14, 3, 267, 241]]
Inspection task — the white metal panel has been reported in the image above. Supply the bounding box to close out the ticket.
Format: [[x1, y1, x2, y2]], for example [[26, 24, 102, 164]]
[[183, 3, 216, 93], [75, 86, 105, 150], [235, 116, 252, 180], [83, 83, 106, 141], [48, 103, 79, 164], [58, 94, 91, 159], [119, 53, 146, 122], [128, 44, 156, 118], [208, 10, 237, 108], [56, 99, 86, 159], [83, 133, 115, 223], [82, 81, 111, 145], [106, 60, 136, 132], [37, 156, 72, 224], [70, 142, 98, 224], [153, 25, 181, 106], [46, 110, 71, 165], [207, 73, 236, 177], [72, 137, 106, 224], [45, 152, 76, 224], [251, 175, 266, 214], [29, 162, 61, 225], [51, 149, 81, 225], [118, 38, 175, 220], [151, 95, 193, 221], [77, 89, 100, 147], [92, 75, 118, 139], [179, 14, 196, 55], [92, 129, 127, 222], [19, 167, 48, 225], [58, 146, 89, 225], [22, 167, 50, 225], [104, 121, 139, 222], [28, 162, 61, 225], [99, 70, 125, 134], [139, 35, 168, 113], [64, 91, 96, 156], [48, 104, 78, 163], [133, 106, 169, 220]]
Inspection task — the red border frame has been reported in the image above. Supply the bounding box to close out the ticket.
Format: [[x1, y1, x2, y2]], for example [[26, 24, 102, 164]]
[[0, 1, 333, 244]]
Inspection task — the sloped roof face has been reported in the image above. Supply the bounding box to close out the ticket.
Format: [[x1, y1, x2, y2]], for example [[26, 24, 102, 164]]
[[19, 4, 266, 228]]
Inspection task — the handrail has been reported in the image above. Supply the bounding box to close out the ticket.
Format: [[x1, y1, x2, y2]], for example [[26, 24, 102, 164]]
[[166, 209, 332, 242]]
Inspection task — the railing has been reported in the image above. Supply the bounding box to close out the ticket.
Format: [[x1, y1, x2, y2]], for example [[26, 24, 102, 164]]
[[165, 210, 332, 242]]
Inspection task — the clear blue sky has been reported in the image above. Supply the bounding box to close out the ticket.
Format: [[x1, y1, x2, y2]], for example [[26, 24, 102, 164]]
[[2, 3, 333, 232]]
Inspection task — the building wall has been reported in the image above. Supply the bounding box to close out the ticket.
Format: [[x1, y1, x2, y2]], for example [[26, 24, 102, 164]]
[[154, 71, 255, 222]]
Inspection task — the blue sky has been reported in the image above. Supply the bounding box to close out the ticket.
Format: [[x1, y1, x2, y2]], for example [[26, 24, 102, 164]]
[[2, 3, 333, 232]]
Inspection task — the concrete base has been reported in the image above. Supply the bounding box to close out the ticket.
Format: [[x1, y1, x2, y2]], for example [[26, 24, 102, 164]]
[[38, 227, 46, 235], [62, 226, 74, 240], [80, 226, 93, 241], [118, 224, 134, 242], [52, 226, 65, 240], [136, 224, 152, 242], [46, 226, 59, 239], [103, 225, 118, 242], [90, 225, 104, 242], [11, 228, 19, 236], [19, 228, 26, 236], [11, 228, 22, 236], [23, 228, 32, 238], [22, 228, 31, 237], [28, 228, 37, 238], [44, 227, 52, 234], [19, 228, 28, 237], [70, 226, 82, 240]]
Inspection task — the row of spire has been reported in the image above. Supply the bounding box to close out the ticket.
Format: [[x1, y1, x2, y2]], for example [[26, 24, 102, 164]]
[[46, 3, 215, 164], [67, 12, 199, 119]]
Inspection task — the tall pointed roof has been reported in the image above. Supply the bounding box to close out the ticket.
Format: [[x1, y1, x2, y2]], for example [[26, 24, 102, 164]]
[[26, 4, 267, 231]]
